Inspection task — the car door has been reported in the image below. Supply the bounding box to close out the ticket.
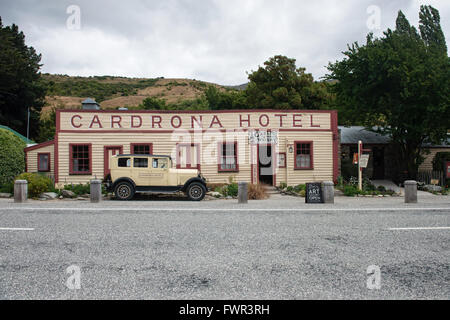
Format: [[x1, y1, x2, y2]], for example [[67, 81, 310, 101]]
[[131, 156, 151, 187], [150, 157, 169, 186]]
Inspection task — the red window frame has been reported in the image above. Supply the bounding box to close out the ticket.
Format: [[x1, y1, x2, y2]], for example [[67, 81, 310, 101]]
[[218, 142, 239, 172], [37, 153, 51, 172], [69, 143, 92, 175], [130, 143, 153, 155], [294, 141, 314, 170], [277, 152, 286, 168], [176, 143, 201, 170]]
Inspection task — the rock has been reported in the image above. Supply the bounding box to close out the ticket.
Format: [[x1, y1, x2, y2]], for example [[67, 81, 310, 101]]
[[81, 194, 90, 199], [208, 191, 222, 198], [61, 190, 76, 198], [41, 192, 58, 199], [0, 193, 12, 198], [59, 196, 63, 199]]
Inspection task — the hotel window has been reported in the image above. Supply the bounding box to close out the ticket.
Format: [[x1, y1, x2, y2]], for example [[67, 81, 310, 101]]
[[131, 143, 153, 155], [38, 153, 50, 172], [219, 142, 238, 172], [294, 142, 313, 169], [70, 144, 91, 174]]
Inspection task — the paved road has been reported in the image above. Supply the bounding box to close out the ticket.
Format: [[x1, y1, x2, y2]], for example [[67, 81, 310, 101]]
[[0, 197, 449, 299]]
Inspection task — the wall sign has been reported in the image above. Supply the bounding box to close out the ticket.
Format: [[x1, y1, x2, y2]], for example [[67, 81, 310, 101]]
[[306, 183, 324, 204], [248, 130, 279, 145], [360, 154, 370, 168]]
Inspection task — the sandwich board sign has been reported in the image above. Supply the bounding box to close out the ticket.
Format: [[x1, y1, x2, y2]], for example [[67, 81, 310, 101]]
[[306, 183, 323, 204]]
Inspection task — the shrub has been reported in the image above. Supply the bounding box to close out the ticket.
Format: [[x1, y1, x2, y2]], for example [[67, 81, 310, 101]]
[[377, 185, 386, 192], [279, 182, 287, 189], [215, 183, 238, 198], [343, 185, 360, 197], [294, 184, 306, 192], [0, 129, 26, 186], [64, 183, 91, 196], [15, 172, 53, 197], [248, 184, 269, 200]]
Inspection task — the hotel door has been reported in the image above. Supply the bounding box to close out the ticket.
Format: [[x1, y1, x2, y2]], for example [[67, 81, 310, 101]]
[[177, 144, 200, 170], [104, 146, 123, 177]]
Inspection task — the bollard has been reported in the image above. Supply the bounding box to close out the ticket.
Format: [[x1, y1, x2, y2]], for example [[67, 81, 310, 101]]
[[14, 180, 28, 203], [404, 180, 418, 203], [238, 182, 248, 204], [90, 180, 102, 203], [322, 181, 335, 204]]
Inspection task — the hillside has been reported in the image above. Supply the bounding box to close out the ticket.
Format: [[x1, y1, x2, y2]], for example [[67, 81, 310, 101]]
[[41, 74, 228, 116]]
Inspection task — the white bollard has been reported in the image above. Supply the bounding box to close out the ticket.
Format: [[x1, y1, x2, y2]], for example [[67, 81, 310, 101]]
[[238, 182, 248, 204], [90, 180, 102, 203], [404, 180, 418, 203]]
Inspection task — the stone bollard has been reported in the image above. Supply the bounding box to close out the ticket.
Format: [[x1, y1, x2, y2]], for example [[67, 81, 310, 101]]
[[322, 181, 335, 204], [238, 182, 248, 204], [14, 180, 28, 203], [404, 180, 418, 203], [90, 180, 102, 203]]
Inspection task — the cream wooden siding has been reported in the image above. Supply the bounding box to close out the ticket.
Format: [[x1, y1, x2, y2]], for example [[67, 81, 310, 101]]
[[26, 144, 55, 175], [419, 148, 449, 171], [56, 110, 335, 187]]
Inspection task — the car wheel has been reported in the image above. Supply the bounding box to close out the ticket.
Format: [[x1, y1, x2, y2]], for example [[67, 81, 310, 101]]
[[114, 181, 135, 200], [187, 182, 206, 201]]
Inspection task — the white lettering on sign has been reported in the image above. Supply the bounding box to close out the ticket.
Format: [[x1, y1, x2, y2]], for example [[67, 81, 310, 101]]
[[360, 154, 370, 168]]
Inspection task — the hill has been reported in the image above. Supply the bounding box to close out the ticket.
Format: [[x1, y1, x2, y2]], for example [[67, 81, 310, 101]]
[[41, 74, 229, 116]]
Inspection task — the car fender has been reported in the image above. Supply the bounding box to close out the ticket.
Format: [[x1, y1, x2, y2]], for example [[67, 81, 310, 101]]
[[112, 177, 136, 191], [182, 177, 206, 192]]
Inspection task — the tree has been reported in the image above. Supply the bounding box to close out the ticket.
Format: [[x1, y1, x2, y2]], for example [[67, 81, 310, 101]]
[[204, 85, 248, 110], [326, 6, 449, 180], [0, 128, 26, 187], [245, 55, 332, 110], [37, 106, 57, 143], [140, 97, 167, 110], [0, 18, 46, 139]]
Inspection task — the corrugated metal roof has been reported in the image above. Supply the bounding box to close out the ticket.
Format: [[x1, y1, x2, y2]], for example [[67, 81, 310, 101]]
[[339, 126, 450, 148], [0, 125, 34, 144], [339, 126, 390, 144]]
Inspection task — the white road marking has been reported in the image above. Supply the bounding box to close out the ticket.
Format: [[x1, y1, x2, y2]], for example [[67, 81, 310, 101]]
[[388, 227, 450, 231], [0, 207, 449, 212], [0, 227, 35, 231]]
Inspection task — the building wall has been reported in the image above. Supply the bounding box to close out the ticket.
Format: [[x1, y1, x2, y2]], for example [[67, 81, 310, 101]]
[[54, 109, 338, 188], [419, 148, 449, 171], [25, 142, 55, 177]]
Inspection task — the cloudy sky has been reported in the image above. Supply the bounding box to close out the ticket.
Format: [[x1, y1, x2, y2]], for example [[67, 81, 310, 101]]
[[1, 0, 449, 85]]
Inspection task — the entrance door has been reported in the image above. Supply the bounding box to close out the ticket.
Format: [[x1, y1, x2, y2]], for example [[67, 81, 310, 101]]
[[177, 144, 200, 170], [104, 146, 123, 178], [372, 146, 385, 179], [258, 144, 273, 185]]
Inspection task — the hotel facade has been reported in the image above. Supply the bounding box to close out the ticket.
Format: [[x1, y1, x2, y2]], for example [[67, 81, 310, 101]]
[[25, 109, 339, 188]]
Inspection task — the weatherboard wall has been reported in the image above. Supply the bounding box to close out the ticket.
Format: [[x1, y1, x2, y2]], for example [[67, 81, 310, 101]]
[[50, 109, 338, 188]]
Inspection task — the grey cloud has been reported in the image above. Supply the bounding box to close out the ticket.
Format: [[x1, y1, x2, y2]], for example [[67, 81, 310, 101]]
[[0, 0, 449, 85]]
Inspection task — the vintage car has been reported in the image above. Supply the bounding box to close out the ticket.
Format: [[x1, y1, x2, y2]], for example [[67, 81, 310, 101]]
[[105, 154, 207, 201]]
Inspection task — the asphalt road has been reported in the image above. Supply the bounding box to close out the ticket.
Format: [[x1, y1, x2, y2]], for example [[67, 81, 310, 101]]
[[0, 197, 449, 300]]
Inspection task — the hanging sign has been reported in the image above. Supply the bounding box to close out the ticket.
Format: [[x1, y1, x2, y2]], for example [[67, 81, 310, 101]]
[[248, 130, 279, 145]]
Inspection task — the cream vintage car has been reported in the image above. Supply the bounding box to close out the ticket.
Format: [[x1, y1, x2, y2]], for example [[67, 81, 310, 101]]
[[105, 154, 207, 201]]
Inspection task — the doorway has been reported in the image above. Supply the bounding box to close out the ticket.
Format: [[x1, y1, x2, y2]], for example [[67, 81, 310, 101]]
[[104, 145, 123, 178], [258, 144, 273, 185], [372, 146, 385, 179]]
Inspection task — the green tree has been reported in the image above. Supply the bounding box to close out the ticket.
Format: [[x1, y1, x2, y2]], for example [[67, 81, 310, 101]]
[[140, 97, 167, 110], [245, 55, 331, 110], [204, 85, 248, 110], [37, 106, 57, 143], [326, 6, 449, 180], [0, 18, 46, 139], [0, 128, 26, 187]]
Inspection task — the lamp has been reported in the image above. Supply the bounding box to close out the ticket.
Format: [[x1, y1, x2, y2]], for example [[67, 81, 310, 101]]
[[288, 145, 294, 153]]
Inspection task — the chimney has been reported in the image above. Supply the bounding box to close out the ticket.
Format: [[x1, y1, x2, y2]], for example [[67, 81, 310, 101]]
[[81, 98, 100, 110]]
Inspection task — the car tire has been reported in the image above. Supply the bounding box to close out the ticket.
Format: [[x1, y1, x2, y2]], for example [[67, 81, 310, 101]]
[[114, 181, 135, 201], [186, 182, 206, 201]]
